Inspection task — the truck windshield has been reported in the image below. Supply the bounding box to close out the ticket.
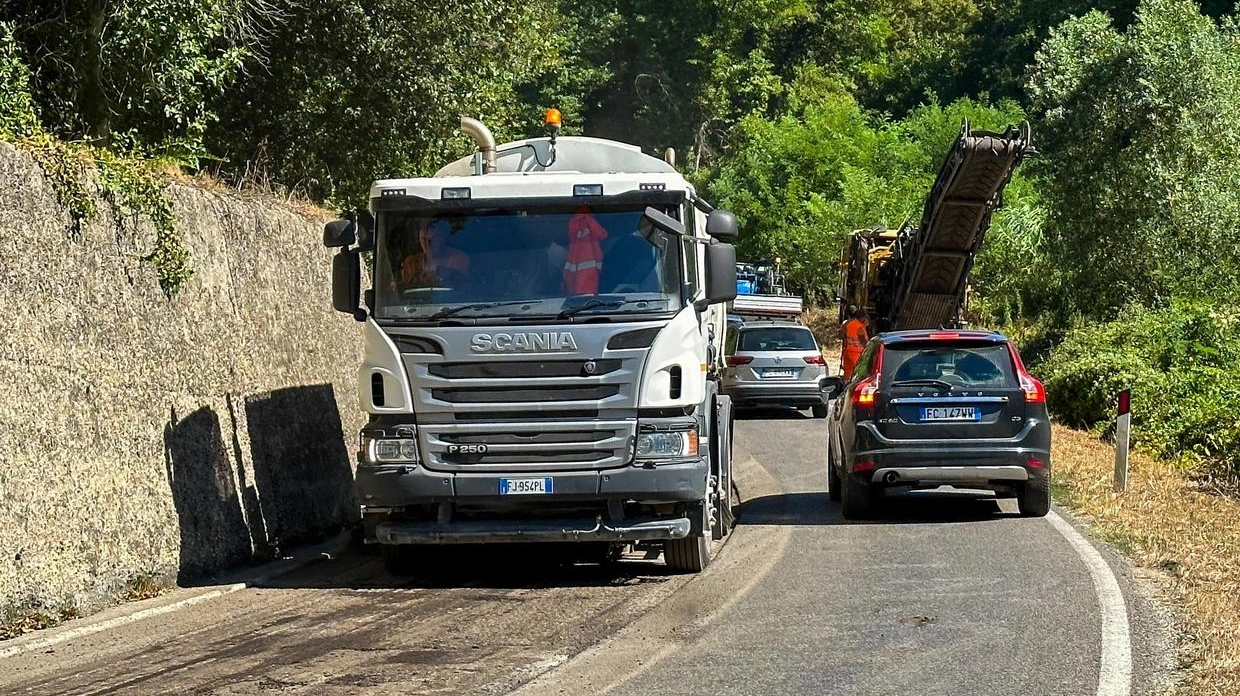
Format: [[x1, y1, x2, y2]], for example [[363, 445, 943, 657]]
[[373, 205, 683, 320]]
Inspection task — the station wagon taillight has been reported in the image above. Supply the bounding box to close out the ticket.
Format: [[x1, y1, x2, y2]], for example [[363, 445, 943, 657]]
[[1006, 343, 1046, 404], [851, 374, 879, 407], [803, 354, 825, 365], [727, 355, 753, 366]]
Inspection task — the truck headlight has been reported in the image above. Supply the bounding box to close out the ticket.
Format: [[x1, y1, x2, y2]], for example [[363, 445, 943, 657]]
[[363, 436, 420, 464], [635, 430, 698, 460]]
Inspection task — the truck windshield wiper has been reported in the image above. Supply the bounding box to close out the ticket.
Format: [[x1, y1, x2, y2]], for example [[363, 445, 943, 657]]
[[426, 300, 532, 321], [890, 378, 955, 390], [557, 299, 626, 318]]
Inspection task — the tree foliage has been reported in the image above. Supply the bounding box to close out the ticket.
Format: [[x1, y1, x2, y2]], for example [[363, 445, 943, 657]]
[[1028, 0, 1240, 319]]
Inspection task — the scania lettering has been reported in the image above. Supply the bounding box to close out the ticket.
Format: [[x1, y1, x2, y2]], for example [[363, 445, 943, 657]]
[[470, 331, 578, 353], [324, 110, 741, 573]]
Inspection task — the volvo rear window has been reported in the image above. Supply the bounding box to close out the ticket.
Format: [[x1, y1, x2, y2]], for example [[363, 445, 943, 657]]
[[737, 327, 817, 352], [881, 343, 1016, 388]]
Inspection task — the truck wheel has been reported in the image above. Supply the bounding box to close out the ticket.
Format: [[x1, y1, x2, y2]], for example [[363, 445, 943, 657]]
[[841, 476, 875, 520], [664, 531, 711, 573], [1018, 476, 1051, 517], [812, 404, 828, 419], [381, 543, 419, 575], [666, 502, 712, 573]]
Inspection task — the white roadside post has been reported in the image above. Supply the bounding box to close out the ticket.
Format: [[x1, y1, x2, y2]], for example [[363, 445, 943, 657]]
[[1114, 389, 1131, 493]]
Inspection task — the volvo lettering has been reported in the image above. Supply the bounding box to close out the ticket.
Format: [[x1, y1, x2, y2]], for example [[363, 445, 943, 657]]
[[324, 110, 741, 573]]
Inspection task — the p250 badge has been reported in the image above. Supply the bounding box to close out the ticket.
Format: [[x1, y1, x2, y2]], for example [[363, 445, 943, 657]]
[[447, 444, 489, 454]]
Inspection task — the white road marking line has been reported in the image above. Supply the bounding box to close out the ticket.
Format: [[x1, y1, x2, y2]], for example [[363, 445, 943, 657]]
[[1047, 511, 1132, 696], [0, 583, 246, 660]]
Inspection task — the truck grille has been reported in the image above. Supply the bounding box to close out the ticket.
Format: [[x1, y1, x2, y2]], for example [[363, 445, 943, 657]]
[[419, 421, 635, 472], [403, 354, 642, 471]]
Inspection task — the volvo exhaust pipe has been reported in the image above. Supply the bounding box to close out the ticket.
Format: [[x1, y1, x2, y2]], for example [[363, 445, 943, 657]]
[[460, 116, 497, 174], [883, 471, 900, 484]]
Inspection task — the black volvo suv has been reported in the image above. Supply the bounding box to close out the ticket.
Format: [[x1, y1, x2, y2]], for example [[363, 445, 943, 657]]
[[826, 330, 1051, 519]]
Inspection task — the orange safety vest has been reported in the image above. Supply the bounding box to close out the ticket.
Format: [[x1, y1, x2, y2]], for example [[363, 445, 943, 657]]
[[564, 208, 607, 294], [843, 319, 868, 352]]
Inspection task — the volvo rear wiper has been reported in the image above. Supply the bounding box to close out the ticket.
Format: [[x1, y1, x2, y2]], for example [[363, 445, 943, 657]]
[[427, 300, 532, 321], [890, 378, 955, 390]]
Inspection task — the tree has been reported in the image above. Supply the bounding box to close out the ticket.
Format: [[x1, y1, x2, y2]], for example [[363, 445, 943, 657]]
[[2, 0, 282, 156], [1028, 0, 1240, 319], [207, 0, 558, 203]]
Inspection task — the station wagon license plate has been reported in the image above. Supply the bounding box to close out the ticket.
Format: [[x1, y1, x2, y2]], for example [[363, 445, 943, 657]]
[[499, 477, 553, 495], [920, 406, 981, 422], [762, 368, 797, 378]]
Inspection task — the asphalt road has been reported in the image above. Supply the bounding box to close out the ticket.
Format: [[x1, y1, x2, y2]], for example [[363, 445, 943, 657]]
[[614, 409, 1176, 696], [0, 409, 1175, 696]]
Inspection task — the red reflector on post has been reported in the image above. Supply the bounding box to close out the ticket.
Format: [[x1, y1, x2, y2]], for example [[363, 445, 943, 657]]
[[1117, 389, 1131, 416]]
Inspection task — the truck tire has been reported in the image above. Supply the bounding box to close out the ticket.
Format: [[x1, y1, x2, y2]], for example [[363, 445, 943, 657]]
[[1018, 476, 1051, 517], [665, 531, 712, 573], [812, 404, 828, 419], [666, 502, 712, 573], [381, 543, 419, 575], [841, 476, 875, 520]]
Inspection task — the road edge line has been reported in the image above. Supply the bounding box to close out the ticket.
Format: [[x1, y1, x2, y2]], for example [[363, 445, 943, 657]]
[[1047, 510, 1133, 696], [0, 530, 353, 661], [0, 584, 243, 660]]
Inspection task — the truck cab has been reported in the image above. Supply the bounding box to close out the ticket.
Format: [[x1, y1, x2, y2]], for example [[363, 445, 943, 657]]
[[324, 120, 739, 573]]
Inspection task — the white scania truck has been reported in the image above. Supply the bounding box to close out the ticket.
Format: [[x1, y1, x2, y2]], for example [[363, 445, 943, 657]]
[[323, 113, 740, 573]]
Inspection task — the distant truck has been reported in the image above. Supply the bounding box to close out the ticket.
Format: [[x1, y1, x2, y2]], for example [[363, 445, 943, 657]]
[[322, 111, 740, 573], [731, 259, 802, 319]]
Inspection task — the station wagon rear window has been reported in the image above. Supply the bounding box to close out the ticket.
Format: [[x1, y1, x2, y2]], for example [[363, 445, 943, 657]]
[[737, 328, 817, 352], [881, 343, 1016, 388]]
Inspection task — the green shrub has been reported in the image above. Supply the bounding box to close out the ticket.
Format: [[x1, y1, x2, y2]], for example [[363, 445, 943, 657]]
[[0, 22, 38, 139], [1038, 301, 1240, 475]]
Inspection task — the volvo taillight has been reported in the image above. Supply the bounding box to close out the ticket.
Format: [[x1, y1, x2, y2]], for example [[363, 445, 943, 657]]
[[852, 375, 879, 407], [1007, 343, 1046, 404]]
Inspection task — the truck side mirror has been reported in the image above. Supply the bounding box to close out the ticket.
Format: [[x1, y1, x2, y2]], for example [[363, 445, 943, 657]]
[[703, 243, 738, 305], [706, 210, 738, 239], [332, 250, 363, 320], [324, 219, 355, 248]]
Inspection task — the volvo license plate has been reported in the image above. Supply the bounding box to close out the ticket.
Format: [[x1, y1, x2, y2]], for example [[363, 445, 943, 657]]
[[920, 406, 980, 422], [499, 477, 553, 495]]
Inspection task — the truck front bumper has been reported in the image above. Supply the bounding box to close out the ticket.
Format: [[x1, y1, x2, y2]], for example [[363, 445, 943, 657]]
[[356, 457, 708, 507], [374, 516, 691, 544]]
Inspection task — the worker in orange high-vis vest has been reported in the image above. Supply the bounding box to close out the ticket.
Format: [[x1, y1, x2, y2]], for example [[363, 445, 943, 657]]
[[564, 206, 607, 294], [840, 306, 870, 380]]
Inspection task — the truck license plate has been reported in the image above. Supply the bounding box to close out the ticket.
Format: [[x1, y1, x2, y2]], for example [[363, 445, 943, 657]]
[[920, 406, 980, 422], [499, 477, 553, 495]]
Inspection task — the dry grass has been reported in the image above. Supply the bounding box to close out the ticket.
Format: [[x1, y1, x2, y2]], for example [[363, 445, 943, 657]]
[[801, 305, 841, 353], [1052, 425, 1240, 695]]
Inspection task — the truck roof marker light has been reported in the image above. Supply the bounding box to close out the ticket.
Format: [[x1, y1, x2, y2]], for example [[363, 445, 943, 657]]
[[441, 187, 471, 200], [573, 184, 603, 196]]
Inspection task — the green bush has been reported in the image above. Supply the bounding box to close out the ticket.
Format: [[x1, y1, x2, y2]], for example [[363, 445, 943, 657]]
[[1038, 301, 1240, 475], [0, 22, 38, 139]]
